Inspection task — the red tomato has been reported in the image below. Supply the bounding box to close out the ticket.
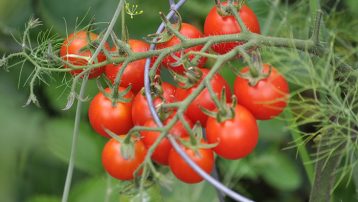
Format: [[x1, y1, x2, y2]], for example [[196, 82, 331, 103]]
[[105, 39, 150, 93], [60, 31, 109, 78], [234, 64, 289, 120], [88, 87, 134, 138], [141, 115, 192, 165], [168, 140, 214, 184], [132, 82, 176, 126], [204, 3, 260, 54], [175, 68, 231, 126], [131, 91, 163, 126], [102, 137, 147, 180], [156, 23, 207, 73], [161, 82, 177, 103], [206, 105, 258, 159]]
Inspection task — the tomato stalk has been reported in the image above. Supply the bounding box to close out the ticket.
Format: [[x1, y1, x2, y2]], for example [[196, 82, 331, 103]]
[[61, 1, 126, 201]]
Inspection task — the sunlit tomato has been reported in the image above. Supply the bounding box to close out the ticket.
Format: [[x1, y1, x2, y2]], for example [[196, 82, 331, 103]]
[[132, 82, 176, 126], [141, 115, 192, 165], [156, 23, 207, 73], [204, 3, 260, 54], [102, 137, 147, 180], [175, 68, 231, 126], [88, 87, 134, 138], [168, 140, 214, 184], [105, 39, 150, 93], [60, 31, 109, 78], [234, 64, 289, 120], [206, 105, 258, 159]]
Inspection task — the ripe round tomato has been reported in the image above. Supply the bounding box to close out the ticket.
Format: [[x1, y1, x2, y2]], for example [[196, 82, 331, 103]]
[[132, 82, 176, 126], [105, 39, 150, 93], [60, 31, 109, 78], [175, 68, 231, 126], [102, 137, 147, 180], [132, 90, 162, 126], [206, 105, 258, 159], [156, 23, 207, 73], [168, 141, 214, 184], [204, 3, 260, 54], [234, 64, 289, 120], [141, 115, 192, 165], [88, 87, 134, 138]]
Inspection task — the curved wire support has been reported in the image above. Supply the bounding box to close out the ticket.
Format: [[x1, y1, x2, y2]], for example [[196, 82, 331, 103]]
[[143, 0, 254, 201]]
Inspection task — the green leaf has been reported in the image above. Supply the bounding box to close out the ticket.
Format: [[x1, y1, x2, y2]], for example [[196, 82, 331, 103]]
[[44, 75, 99, 117], [160, 172, 218, 202], [255, 152, 302, 191], [0, 73, 45, 202], [119, 183, 163, 202], [69, 176, 119, 202], [218, 157, 258, 184], [27, 195, 60, 202], [44, 118, 105, 174], [258, 118, 289, 142]]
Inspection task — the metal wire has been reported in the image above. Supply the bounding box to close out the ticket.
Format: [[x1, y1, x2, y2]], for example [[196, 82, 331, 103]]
[[143, 0, 254, 201]]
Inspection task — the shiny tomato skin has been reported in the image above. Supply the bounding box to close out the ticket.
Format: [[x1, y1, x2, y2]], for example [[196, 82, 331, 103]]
[[60, 31, 109, 78], [105, 39, 150, 93], [102, 137, 147, 180], [206, 105, 258, 159], [156, 23, 207, 73], [88, 87, 134, 138], [234, 64, 289, 120], [168, 142, 214, 184], [204, 3, 260, 54], [175, 68, 231, 126], [141, 115, 192, 165]]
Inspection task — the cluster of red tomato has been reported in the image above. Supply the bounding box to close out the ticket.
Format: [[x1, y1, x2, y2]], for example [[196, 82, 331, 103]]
[[60, 2, 289, 184]]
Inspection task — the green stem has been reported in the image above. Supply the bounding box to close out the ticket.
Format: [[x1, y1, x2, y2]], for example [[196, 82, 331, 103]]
[[61, 1, 126, 201], [104, 174, 112, 202], [284, 108, 314, 185], [61, 73, 89, 202], [309, 133, 344, 202]]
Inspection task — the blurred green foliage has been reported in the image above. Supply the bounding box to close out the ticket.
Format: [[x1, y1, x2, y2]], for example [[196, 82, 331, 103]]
[[0, 0, 357, 202]]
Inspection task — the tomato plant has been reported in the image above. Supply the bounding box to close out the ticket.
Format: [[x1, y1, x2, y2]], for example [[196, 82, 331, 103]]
[[105, 39, 150, 93], [234, 64, 289, 120], [204, 3, 260, 54], [132, 82, 176, 126], [175, 68, 231, 125], [60, 31, 110, 78], [102, 137, 147, 180], [168, 140, 214, 184], [206, 105, 259, 159], [156, 23, 207, 73], [88, 87, 134, 138], [140, 114, 192, 165]]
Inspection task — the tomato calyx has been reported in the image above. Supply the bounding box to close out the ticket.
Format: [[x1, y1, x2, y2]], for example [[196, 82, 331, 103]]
[[236, 52, 272, 86], [171, 66, 203, 89], [110, 32, 131, 57], [201, 87, 237, 123], [179, 123, 217, 154], [105, 130, 137, 160], [144, 10, 182, 44], [96, 78, 132, 105], [138, 83, 173, 121], [215, 0, 246, 17]]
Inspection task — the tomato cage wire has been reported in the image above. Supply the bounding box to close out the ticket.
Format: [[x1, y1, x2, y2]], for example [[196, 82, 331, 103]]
[[143, 0, 254, 201]]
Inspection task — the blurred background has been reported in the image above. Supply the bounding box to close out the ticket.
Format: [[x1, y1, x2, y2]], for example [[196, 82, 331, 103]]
[[0, 0, 357, 202]]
